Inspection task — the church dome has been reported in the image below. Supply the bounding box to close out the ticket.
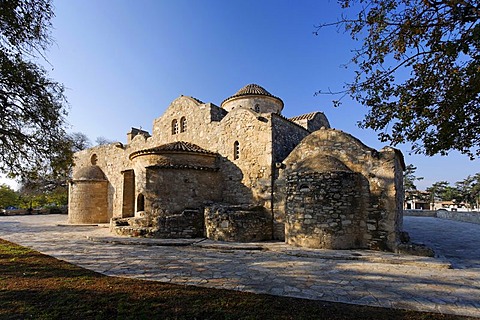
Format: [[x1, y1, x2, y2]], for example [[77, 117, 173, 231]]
[[293, 155, 351, 173], [221, 84, 284, 114], [73, 165, 107, 181]]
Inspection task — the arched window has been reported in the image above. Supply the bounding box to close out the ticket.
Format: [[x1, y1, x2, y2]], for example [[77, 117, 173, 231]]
[[254, 104, 260, 113], [137, 193, 145, 212], [233, 141, 240, 160], [172, 119, 179, 134], [180, 117, 187, 132], [90, 154, 98, 165]]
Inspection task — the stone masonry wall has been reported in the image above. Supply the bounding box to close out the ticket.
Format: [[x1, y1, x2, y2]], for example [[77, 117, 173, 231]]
[[205, 204, 272, 242], [146, 168, 222, 216], [68, 180, 109, 224], [277, 128, 404, 251], [221, 96, 283, 114], [285, 171, 369, 249], [72, 96, 277, 222], [271, 115, 311, 239], [151, 97, 275, 208]]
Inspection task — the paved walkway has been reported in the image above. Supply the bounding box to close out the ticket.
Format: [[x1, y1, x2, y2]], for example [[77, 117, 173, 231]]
[[0, 214, 479, 318]]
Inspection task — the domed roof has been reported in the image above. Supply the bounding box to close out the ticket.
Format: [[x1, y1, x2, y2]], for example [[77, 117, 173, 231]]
[[294, 155, 352, 173], [221, 84, 284, 107], [73, 165, 107, 181], [130, 141, 216, 160]]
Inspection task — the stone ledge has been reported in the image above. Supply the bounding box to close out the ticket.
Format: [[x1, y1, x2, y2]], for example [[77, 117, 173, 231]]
[[85, 236, 451, 269]]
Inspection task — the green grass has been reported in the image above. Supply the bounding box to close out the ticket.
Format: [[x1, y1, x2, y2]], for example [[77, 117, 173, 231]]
[[0, 239, 474, 320]]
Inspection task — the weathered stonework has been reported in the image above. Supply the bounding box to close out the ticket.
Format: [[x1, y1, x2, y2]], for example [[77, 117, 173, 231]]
[[68, 165, 109, 224], [69, 83, 405, 251], [285, 170, 369, 249], [205, 204, 272, 242], [275, 129, 405, 251]]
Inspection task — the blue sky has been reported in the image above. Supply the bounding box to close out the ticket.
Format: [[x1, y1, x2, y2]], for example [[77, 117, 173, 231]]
[[11, 0, 475, 190]]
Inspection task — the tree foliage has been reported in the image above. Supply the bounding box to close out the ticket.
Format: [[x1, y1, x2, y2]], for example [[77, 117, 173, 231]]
[[0, 183, 19, 208], [95, 136, 114, 146], [317, 0, 480, 158], [426, 173, 480, 209], [403, 164, 424, 192], [19, 132, 91, 193], [0, 0, 68, 177]]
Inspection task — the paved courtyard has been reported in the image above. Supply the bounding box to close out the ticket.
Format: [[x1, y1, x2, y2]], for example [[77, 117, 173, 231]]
[[0, 214, 479, 318]]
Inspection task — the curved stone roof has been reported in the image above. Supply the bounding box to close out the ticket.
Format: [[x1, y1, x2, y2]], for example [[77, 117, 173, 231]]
[[294, 155, 352, 173], [73, 165, 107, 181], [221, 84, 284, 107], [130, 141, 216, 160]]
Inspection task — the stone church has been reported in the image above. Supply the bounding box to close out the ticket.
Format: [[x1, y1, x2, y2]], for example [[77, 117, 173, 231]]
[[69, 84, 405, 251]]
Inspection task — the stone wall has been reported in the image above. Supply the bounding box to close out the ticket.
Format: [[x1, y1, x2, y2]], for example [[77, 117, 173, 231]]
[[68, 180, 108, 224], [150, 97, 276, 208], [290, 112, 331, 132], [271, 115, 311, 239], [436, 210, 480, 224], [285, 171, 369, 249], [215, 109, 273, 207], [403, 210, 437, 217], [70, 87, 405, 249], [111, 208, 204, 238], [154, 209, 205, 238], [221, 96, 283, 114], [271, 114, 310, 163], [205, 204, 272, 242], [146, 167, 222, 216], [71, 96, 277, 221], [277, 128, 405, 251], [72, 142, 136, 220]]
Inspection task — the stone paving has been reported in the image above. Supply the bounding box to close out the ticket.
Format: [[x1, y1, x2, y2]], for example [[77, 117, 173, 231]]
[[0, 214, 479, 318]]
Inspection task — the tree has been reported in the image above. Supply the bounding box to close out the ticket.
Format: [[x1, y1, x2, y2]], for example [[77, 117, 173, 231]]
[[95, 136, 114, 146], [426, 180, 449, 201], [473, 173, 480, 209], [403, 164, 423, 192], [403, 164, 426, 208], [19, 132, 91, 194], [0, 0, 69, 178], [18, 132, 90, 210], [0, 184, 19, 209], [455, 173, 480, 209], [317, 0, 480, 158]]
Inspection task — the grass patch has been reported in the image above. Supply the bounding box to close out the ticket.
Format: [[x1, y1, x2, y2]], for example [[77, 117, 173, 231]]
[[0, 239, 474, 320]]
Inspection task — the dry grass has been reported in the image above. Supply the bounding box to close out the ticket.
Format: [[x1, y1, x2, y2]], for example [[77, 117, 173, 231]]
[[0, 239, 473, 320]]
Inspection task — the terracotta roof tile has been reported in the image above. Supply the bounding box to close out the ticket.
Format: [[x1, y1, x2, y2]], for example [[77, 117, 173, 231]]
[[130, 141, 216, 159], [289, 112, 322, 121], [221, 84, 283, 106]]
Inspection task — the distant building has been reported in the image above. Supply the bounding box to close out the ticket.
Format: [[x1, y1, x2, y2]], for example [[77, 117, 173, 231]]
[[69, 84, 405, 251], [404, 190, 430, 210]]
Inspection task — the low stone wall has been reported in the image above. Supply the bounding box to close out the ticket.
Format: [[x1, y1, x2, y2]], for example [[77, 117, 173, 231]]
[[403, 210, 437, 217], [155, 209, 204, 238], [404, 209, 480, 225], [205, 204, 272, 242], [436, 210, 480, 225], [110, 209, 205, 238]]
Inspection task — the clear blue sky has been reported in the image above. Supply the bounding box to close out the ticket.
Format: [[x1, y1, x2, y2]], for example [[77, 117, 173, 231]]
[[30, 0, 477, 190]]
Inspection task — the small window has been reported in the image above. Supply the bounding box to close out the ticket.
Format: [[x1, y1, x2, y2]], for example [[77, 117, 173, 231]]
[[172, 119, 179, 134], [233, 141, 240, 160], [180, 117, 187, 132], [137, 193, 145, 212], [254, 104, 260, 113], [90, 154, 98, 165]]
